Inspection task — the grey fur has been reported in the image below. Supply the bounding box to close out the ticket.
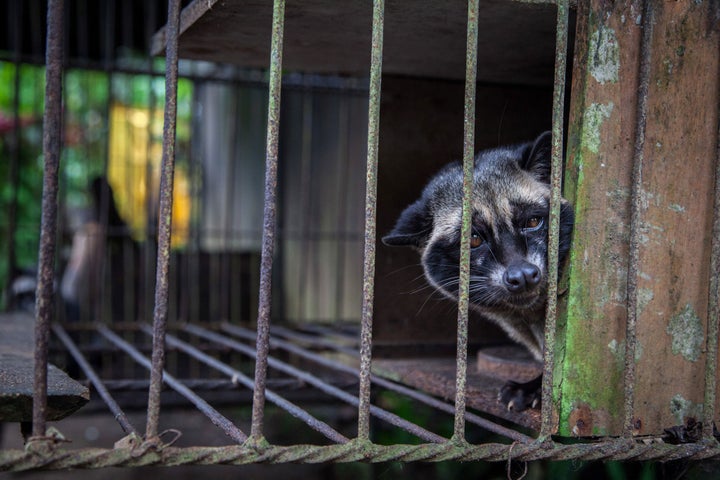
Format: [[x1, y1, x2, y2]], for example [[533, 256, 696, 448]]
[[383, 132, 574, 363]]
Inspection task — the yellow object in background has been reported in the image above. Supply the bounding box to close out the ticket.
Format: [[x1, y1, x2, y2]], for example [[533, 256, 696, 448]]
[[107, 103, 190, 248]]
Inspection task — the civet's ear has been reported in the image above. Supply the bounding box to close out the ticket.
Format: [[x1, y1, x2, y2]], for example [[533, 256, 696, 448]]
[[382, 198, 432, 248], [519, 131, 553, 185]]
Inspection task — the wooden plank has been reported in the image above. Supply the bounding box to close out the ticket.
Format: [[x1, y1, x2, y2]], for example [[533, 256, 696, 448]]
[[631, 1, 719, 437], [0, 312, 89, 422], [559, 1, 720, 436], [151, 0, 559, 86]]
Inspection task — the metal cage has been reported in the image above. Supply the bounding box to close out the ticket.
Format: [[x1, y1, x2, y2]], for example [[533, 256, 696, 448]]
[[1, 0, 720, 470]]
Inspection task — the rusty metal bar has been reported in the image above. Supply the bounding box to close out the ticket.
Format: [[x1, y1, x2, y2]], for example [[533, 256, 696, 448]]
[[95, 378, 303, 391], [297, 92, 314, 320], [99, 325, 248, 444], [270, 324, 359, 357], [52, 324, 140, 436], [357, 0, 385, 443], [4, 0, 22, 311], [32, 0, 65, 439], [185, 324, 446, 443], [0, 50, 369, 95], [452, 0, 479, 444], [138, 325, 349, 444], [250, 0, 285, 443], [222, 322, 533, 443], [145, 0, 182, 442], [540, 0, 570, 439], [703, 65, 720, 441], [623, 0, 654, 438]]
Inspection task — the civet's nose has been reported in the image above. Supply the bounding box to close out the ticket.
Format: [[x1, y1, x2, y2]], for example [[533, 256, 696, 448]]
[[503, 261, 541, 293]]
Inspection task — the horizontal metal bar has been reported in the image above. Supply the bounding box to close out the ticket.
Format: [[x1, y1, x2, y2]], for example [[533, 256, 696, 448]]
[[183, 324, 447, 444], [52, 324, 140, 436], [137, 324, 349, 444], [96, 325, 248, 444], [92, 378, 304, 392], [269, 325, 359, 357], [0, 53, 370, 94], [222, 323, 532, 443]]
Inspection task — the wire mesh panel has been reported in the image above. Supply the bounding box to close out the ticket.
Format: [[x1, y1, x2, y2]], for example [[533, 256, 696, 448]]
[[1, 0, 720, 471]]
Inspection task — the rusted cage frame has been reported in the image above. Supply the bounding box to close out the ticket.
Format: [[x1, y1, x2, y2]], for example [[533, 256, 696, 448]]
[[3, 0, 720, 470]]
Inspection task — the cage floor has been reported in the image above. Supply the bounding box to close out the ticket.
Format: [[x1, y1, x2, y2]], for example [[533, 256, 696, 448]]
[[373, 346, 542, 431]]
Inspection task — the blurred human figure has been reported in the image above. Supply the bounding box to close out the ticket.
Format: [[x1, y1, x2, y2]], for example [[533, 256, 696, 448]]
[[61, 177, 129, 322]]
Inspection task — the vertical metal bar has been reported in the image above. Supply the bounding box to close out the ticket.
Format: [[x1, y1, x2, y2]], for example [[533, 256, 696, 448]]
[[703, 73, 720, 441], [30, 0, 43, 59], [5, 0, 22, 311], [624, 0, 653, 438], [539, 0, 569, 439], [96, 0, 115, 325], [222, 83, 242, 322], [357, 0, 384, 442], [144, 0, 158, 325], [33, 0, 64, 439], [452, 0, 478, 444], [334, 98, 350, 320], [145, 0, 182, 442], [297, 92, 314, 321], [250, 0, 285, 443]]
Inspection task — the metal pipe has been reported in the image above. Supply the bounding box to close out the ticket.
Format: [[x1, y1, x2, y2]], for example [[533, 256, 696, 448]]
[[250, 0, 285, 443], [357, 0, 385, 443], [624, 0, 654, 438], [540, 0, 570, 439], [32, 0, 65, 439], [453, 0, 479, 444], [52, 324, 140, 436], [145, 0, 182, 442], [99, 325, 248, 444], [185, 324, 446, 443]]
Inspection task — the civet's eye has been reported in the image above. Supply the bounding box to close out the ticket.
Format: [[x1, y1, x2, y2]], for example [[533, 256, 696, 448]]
[[470, 234, 483, 248], [525, 217, 543, 230]]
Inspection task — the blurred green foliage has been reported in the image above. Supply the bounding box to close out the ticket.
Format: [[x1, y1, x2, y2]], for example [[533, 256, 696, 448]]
[[0, 59, 193, 309]]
